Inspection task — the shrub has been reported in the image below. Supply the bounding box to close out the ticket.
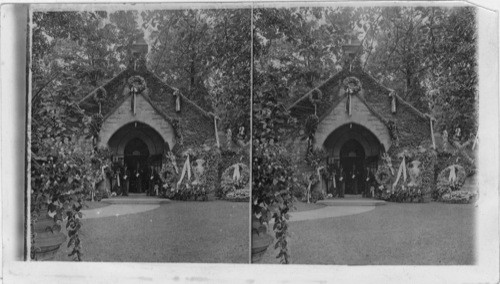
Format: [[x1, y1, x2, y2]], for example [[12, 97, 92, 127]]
[[441, 190, 477, 204], [252, 142, 295, 264], [225, 187, 250, 202], [165, 183, 208, 201]]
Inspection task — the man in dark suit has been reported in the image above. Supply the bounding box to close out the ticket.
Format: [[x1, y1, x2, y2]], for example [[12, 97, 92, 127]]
[[122, 165, 130, 196], [338, 166, 345, 198]]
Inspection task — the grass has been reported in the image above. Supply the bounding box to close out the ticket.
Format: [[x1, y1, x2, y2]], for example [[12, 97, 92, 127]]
[[260, 202, 475, 265], [54, 200, 249, 263]]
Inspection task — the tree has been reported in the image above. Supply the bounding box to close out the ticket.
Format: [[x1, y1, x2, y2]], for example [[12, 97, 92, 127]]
[[363, 6, 477, 137], [143, 9, 251, 133], [31, 10, 141, 261], [254, 7, 355, 100]]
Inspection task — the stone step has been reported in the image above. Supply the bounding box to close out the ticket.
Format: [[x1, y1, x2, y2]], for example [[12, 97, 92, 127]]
[[317, 198, 386, 207], [101, 194, 171, 205]]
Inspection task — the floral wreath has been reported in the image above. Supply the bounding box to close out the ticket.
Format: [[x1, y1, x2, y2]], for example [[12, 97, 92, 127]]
[[221, 163, 250, 196], [436, 164, 466, 198], [127, 75, 147, 93], [308, 88, 323, 104], [375, 164, 393, 185], [342, 76, 362, 94], [93, 87, 107, 103]]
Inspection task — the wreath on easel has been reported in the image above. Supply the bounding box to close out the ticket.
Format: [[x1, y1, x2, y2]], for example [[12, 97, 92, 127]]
[[436, 164, 466, 199]]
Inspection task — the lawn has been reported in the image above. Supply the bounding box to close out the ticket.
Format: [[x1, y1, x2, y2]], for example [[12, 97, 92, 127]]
[[53, 200, 249, 263], [260, 202, 475, 265]]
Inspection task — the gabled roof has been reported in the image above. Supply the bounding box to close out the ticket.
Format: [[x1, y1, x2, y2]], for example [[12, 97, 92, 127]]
[[288, 68, 432, 125], [78, 67, 215, 121]]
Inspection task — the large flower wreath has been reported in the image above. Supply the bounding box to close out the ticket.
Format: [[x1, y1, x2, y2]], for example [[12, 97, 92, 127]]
[[436, 164, 466, 199], [127, 75, 147, 93], [342, 76, 362, 94], [308, 88, 323, 104], [221, 163, 250, 201], [375, 164, 393, 199]]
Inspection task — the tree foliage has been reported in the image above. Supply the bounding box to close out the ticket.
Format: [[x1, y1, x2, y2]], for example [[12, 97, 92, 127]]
[[143, 9, 251, 133], [255, 6, 478, 138], [252, 6, 478, 263]]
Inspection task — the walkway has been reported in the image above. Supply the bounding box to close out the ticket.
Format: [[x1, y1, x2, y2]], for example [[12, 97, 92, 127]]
[[81, 204, 160, 219], [287, 205, 376, 222], [82, 194, 168, 219], [273, 196, 384, 223]]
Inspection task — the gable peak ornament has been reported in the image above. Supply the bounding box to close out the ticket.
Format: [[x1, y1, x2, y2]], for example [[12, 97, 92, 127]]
[[129, 35, 148, 70], [342, 34, 362, 72]]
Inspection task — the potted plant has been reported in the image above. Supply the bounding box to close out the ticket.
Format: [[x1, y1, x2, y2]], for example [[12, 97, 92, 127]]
[[252, 90, 297, 264]]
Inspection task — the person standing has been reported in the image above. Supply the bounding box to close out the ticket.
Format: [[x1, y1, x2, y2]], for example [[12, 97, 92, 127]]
[[114, 167, 122, 196], [122, 165, 129, 196], [135, 163, 142, 193], [330, 165, 337, 197], [338, 166, 345, 198], [351, 164, 358, 195], [148, 165, 156, 196], [364, 167, 372, 197]]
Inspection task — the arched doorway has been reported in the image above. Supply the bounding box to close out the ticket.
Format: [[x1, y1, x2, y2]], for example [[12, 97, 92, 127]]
[[107, 121, 169, 194], [339, 139, 365, 195], [323, 123, 384, 196], [124, 138, 149, 193]]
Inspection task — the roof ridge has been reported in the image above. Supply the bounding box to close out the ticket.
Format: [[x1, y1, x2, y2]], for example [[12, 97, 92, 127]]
[[77, 69, 129, 105], [147, 71, 215, 119], [78, 67, 215, 119], [393, 93, 432, 121], [289, 67, 433, 122], [287, 69, 344, 110]]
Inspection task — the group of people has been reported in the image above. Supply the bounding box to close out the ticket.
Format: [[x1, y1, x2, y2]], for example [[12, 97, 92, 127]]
[[108, 163, 163, 197], [325, 164, 377, 198]]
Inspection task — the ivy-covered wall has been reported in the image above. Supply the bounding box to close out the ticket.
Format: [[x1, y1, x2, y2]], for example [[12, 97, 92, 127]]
[[289, 68, 433, 160], [287, 68, 435, 199]]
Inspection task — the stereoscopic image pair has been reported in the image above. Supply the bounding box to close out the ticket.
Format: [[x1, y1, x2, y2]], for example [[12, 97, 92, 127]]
[[29, 5, 478, 265]]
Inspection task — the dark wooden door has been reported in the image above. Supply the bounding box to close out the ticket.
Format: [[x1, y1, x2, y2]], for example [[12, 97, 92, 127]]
[[340, 139, 365, 195]]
